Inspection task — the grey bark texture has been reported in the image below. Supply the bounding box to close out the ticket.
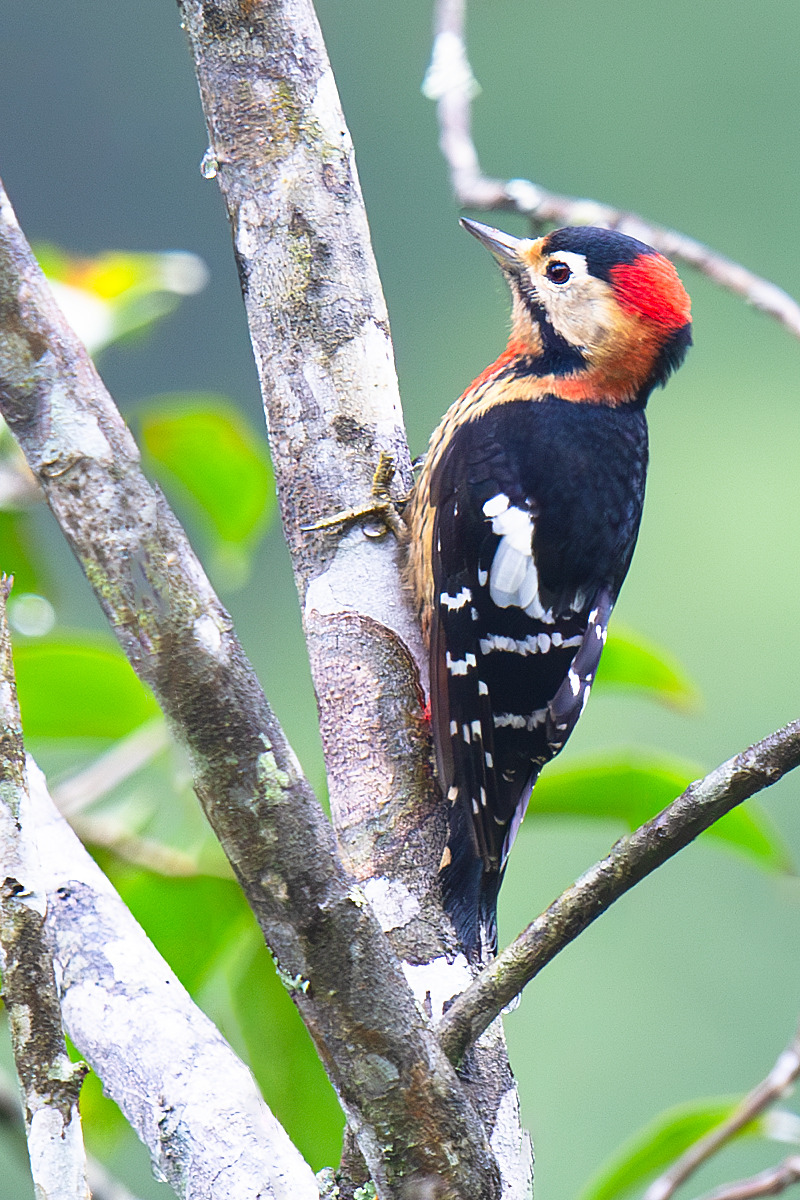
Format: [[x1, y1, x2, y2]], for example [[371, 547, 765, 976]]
[[178, 0, 530, 1194], [26, 759, 319, 1200], [0, 581, 90, 1200], [0, 167, 506, 1197]]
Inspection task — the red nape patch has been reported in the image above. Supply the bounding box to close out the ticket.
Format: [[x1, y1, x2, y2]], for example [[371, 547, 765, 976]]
[[609, 254, 691, 329], [421, 699, 432, 722]]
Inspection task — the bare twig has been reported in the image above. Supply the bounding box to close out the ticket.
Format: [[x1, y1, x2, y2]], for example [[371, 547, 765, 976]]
[[425, 0, 800, 340], [27, 757, 319, 1200], [51, 720, 229, 877], [0, 579, 90, 1200], [438, 719, 800, 1064], [67, 813, 202, 876], [690, 1158, 800, 1200], [52, 719, 169, 817], [644, 1023, 800, 1200], [0, 174, 502, 1198]]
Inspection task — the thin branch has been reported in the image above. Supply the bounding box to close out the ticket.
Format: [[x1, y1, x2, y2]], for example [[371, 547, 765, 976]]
[[425, 0, 800, 340], [0, 1069, 146, 1200], [644, 1022, 800, 1200], [67, 813, 202, 876], [438, 719, 800, 1064], [0, 579, 90, 1200], [51, 720, 229, 876], [0, 175, 501, 1198], [26, 757, 319, 1200], [690, 1158, 800, 1200], [52, 719, 169, 817]]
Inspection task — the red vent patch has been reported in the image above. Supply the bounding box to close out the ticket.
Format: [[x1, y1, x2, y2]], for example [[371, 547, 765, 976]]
[[609, 254, 692, 329]]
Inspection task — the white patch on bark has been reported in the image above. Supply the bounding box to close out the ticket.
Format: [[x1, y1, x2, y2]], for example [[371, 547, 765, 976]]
[[28, 1107, 90, 1200], [401, 955, 472, 1021], [304, 525, 428, 693], [363, 877, 421, 932], [236, 198, 261, 260], [310, 67, 353, 153], [39, 384, 114, 469], [193, 613, 222, 655], [490, 1086, 534, 1199]]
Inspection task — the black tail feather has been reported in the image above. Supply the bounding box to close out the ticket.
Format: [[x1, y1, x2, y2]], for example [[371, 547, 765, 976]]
[[440, 799, 503, 962]]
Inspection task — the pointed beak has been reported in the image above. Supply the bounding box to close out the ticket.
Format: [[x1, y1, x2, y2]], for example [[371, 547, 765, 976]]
[[460, 218, 528, 269]]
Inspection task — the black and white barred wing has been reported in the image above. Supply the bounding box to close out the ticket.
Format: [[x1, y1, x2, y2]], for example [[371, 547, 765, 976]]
[[431, 471, 613, 947]]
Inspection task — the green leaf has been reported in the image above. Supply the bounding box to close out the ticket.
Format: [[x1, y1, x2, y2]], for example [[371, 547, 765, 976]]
[[34, 243, 208, 354], [0, 511, 47, 595], [14, 636, 160, 739], [576, 1096, 795, 1200], [595, 625, 700, 711], [232, 935, 345, 1171], [137, 395, 276, 589], [531, 751, 794, 873]]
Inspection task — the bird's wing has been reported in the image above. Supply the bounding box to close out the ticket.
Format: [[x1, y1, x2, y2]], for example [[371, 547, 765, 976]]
[[429, 422, 613, 861]]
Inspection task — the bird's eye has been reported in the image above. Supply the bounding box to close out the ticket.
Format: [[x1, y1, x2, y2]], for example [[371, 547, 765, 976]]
[[546, 261, 572, 284]]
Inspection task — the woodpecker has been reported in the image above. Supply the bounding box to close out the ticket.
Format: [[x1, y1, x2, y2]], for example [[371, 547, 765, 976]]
[[406, 219, 692, 961]]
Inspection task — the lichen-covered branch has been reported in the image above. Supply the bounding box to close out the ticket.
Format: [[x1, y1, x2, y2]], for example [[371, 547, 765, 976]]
[[645, 1020, 800, 1200], [438, 719, 800, 1064], [178, 0, 444, 938], [0, 580, 90, 1200], [425, 0, 800, 340], [178, 1, 529, 1193], [0, 179, 502, 1198], [25, 758, 318, 1200], [0, 1069, 145, 1200]]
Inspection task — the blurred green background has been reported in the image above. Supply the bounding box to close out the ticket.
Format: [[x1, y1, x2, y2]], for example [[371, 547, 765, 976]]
[[3, 0, 800, 1197]]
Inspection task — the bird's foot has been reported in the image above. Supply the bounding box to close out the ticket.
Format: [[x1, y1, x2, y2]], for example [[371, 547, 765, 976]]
[[301, 451, 409, 540]]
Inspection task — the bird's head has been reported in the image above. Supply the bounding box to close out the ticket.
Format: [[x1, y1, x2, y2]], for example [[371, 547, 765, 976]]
[[462, 218, 692, 406]]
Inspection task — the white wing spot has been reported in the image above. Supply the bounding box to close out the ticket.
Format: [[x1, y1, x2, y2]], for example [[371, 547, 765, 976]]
[[493, 710, 548, 731], [485, 751, 494, 768], [479, 632, 561, 656], [480, 787, 487, 807], [568, 669, 581, 696], [482, 493, 510, 518], [472, 798, 480, 814], [471, 720, 482, 739], [488, 506, 541, 612], [462, 723, 471, 743], [478, 680, 488, 695], [478, 568, 488, 587], [447, 786, 459, 802], [446, 652, 476, 675], [450, 720, 458, 736], [440, 587, 472, 611]]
